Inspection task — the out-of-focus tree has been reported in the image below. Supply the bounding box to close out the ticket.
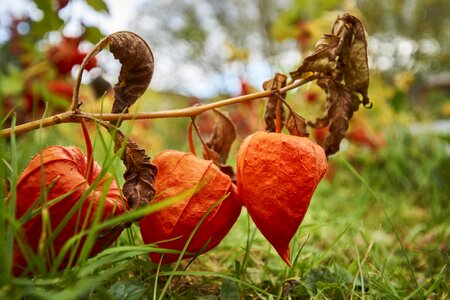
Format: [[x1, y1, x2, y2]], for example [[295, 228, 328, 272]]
[[130, 0, 297, 97], [0, 0, 109, 126], [131, 0, 450, 95], [2, 0, 449, 120], [357, 0, 450, 75], [357, 0, 450, 118]]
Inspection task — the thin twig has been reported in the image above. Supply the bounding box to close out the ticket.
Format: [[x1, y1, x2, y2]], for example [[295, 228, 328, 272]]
[[1, 74, 319, 138], [190, 116, 215, 160], [71, 37, 110, 110], [188, 117, 197, 156]]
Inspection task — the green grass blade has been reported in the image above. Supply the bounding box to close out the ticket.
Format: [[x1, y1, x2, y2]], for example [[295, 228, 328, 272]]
[[4, 115, 18, 279], [158, 192, 230, 299]]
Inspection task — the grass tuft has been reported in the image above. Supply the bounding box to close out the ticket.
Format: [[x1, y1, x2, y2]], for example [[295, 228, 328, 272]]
[[0, 120, 448, 299]]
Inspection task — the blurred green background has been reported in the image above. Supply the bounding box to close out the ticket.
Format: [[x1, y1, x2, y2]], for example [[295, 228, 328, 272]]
[[1, 0, 450, 154]]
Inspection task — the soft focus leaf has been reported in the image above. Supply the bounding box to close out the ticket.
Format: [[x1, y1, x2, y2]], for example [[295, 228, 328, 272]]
[[220, 279, 240, 300], [290, 34, 340, 80], [107, 280, 146, 300], [0, 70, 23, 95], [285, 110, 309, 137], [107, 31, 154, 124], [283, 278, 303, 298], [263, 73, 287, 132], [202, 109, 236, 165], [110, 128, 157, 209], [310, 77, 361, 156], [90, 75, 112, 98], [86, 0, 109, 13], [300, 267, 343, 296], [83, 26, 104, 44], [32, 1, 64, 37]]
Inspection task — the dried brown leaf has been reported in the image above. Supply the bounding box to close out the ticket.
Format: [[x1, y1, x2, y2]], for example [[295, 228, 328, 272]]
[[110, 129, 157, 209], [315, 77, 361, 156], [202, 109, 236, 165], [202, 147, 236, 181], [263, 73, 287, 132], [218, 165, 236, 182], [285, 111, 309, 137], [107, 31, 154, 123], [332, 13, 371, 107], [289, 14, 371, 108], [290, 34, 341, 81], [307, 115, 330, 129]]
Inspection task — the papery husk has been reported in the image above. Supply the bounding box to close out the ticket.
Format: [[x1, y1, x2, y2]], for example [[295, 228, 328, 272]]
[[139, 150, 242, 264], [13, 146, 127, 275], [236, 132, 327, 266]]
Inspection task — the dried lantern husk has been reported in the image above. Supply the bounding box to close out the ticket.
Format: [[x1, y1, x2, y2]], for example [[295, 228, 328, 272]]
[[236, 131, 327, 266], [13, 146, 127, 275], [139, 150, 242, 264]]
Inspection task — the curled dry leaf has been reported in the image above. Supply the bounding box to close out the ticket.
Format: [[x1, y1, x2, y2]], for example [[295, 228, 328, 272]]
[[263, 73, 287, 132], [110, 128, 157, 210], [289, 13, 372, 155], [332, 13, 370, 107], [285, 110, 309, 137], [202, 109, 236, 164], [289, 34, 341, 80], [201, 109, 237, 180], [309, 78, 361, 156], [107, 31, 154, 123], [290, 13, 371, 107]]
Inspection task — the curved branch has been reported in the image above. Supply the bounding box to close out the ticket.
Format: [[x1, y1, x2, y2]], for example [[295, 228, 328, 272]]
[[71, 37, 110, 110]]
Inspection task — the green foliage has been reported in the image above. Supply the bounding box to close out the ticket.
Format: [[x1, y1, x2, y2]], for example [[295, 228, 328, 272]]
[[284, 266, 354, 298], [220, 279, 240, 300], [86, 0, 109, 13], [1, 101, 449, 299], [280, 0, 343, 21], [31, 1, 64, 39], [107, 280, 146, 300]]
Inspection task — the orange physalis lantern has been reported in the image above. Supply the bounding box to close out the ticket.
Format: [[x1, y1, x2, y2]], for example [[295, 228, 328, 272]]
[[139, 150, 242, 264], [236, 131, 327, 266]]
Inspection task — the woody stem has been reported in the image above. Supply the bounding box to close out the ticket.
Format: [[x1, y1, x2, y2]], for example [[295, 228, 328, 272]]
[[71, 36, 111, 111], [1, 73, 319, 138], [190, 118, 214, 159]]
